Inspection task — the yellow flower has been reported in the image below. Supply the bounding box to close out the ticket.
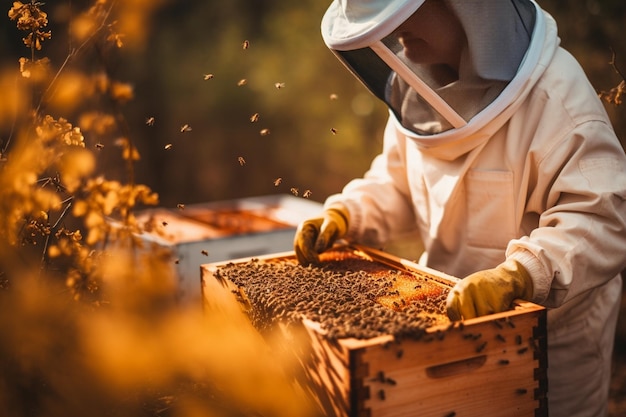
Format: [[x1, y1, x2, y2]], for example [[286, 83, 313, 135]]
[[110, 81, 134, 103]]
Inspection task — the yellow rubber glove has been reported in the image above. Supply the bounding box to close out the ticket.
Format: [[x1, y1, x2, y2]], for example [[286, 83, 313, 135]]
[[293, 204, 349, 266], [446, 259, 533, 321]]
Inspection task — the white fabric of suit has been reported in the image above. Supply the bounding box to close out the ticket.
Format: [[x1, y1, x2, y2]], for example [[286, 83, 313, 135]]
[[322, 2, 626, 416]]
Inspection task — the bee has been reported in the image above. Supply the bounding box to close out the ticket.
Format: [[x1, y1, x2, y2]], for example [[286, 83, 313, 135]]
[[476, 341, 488, 353], [385, 377, 397, 386], [515, 388, 528, 396], [496, 334, 506, 343], [274, 82, 285, 89], [498, 359, 510, 365], [376, 371, 385, 383], [378, 389, 386, 401], [273, 177, 282, 187], [174, 259, 180, 264], [237, 79, 247, 86], [145, 116, 155, 126], [95, 143, 104, 150], [180, 124, 192, 133], [201, 250, 209, 256], [250, 113, 260, 123], [177, 203, 185, 210], [329, 93, 339, 100], [164, 143, 173, 150], [396, 349, 404, 359], [162, 221, 168, 227], [238, 156, 246, 166], [242, 39, 249, 49], [259, 128, 270, 136], [444, 412, 456, 417], [203, 73, 214, 80], [330, 127, 338, 135], [290, 187, 299, 196], [303, 189, 312, 198]]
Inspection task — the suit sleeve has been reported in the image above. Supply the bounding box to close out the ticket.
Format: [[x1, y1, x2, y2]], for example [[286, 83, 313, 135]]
[[507, 120, 626, 308], [325, 116, 417, 247]]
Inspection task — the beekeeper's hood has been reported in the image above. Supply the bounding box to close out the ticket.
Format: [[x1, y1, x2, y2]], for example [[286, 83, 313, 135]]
[[321, 0, 539, 136]]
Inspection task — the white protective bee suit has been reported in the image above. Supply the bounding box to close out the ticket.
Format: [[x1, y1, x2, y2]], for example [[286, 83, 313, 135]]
[[320, 1, 626, 416]]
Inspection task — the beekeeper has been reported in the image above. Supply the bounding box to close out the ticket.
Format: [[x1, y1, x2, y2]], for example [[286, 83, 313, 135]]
[[294, 1, 626, 415]]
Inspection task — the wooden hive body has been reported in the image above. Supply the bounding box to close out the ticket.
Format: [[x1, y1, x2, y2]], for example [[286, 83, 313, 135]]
[[201, 246, 547, 417]]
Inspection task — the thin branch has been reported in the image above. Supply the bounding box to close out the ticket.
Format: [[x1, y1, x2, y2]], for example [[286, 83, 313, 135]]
[[40, 197, 74, 269], [34, 1, 118, 116], [608, 47, 626, 80]]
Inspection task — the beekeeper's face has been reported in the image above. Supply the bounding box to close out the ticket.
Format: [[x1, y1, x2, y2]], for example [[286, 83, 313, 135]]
[[321, 0, 537, 136], [392, 0, 465, 69]]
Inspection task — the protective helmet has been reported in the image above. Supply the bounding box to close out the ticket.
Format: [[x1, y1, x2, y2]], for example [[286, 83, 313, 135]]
[[321, 0, 539, 136]]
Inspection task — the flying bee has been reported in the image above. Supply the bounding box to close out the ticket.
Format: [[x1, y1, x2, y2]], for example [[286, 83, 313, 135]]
[[95, 143, 104, 150], [274, 82, 285, 89], [203, 73, 214, 80], [303, 189, 312, 198], [145, 116, 155, 126], [273, 177, 282, 187], [238, 156, 246, 166], [259, 128, 270, 136], [250, 113, 260, 123], [164, 143, 173, 150], [177, 203, 185, 210], [290, 187, 298, 196], [330, 127, 338, 135], [237, 79, 247, 86], [180, 124, 192, 133], [201, 250, 209, 256], [242, 40, 250, 49], [162, 221, 168, 227]]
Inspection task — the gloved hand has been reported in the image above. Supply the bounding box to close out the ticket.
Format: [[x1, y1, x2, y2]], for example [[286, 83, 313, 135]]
[[446, 259, 533, 321], [293, 204, 349, 266]]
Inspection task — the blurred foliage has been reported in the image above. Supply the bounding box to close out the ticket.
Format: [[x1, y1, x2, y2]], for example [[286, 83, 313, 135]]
[[0, 1, 316, 416]]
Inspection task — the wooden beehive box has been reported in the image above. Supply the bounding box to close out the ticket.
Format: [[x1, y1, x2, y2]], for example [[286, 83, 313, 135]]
[[201, 245, 547, 417], [127, 194, 322, 302]]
